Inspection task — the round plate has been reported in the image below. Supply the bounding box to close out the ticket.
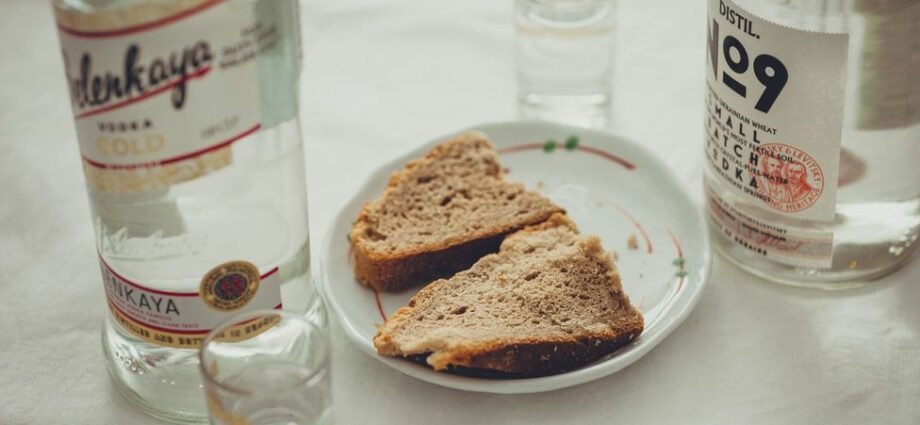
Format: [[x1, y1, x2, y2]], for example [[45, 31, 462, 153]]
[[319, 121, 710, 394]]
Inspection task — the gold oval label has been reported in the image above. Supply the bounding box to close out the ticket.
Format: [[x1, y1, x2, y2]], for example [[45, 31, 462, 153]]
[[200, 261, 260, 312]]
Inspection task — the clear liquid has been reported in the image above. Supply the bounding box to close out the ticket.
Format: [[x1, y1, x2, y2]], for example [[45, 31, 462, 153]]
[[215, 362, 332, 425], [54, 0, 322, 422], [515, 0, 616, 128], [101, 119, 325, 423], [707, 0, 920, 288]]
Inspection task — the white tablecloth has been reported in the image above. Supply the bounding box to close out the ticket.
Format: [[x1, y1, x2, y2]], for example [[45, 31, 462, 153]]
[[1, 0, 918, 424]]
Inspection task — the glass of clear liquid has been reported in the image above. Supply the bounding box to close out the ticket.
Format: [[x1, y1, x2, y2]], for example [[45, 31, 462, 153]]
[[515, 0, 617, 129], [200, 310, 332, 425]]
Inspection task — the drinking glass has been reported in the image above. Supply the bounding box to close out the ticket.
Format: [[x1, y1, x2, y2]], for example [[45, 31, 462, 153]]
[[515, 0, 617, 129], [199, 310, 332, 425]]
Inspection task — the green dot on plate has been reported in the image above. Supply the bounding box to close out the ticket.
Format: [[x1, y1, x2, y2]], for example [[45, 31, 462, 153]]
[[564, 135, 579, 150]]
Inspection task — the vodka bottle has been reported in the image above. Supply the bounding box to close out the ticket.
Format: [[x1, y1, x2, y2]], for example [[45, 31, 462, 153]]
[[704, 0, 920, 288], [52, 0, 324, 422]]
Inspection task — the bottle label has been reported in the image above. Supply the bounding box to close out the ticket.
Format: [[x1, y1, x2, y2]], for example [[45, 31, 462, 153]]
[[101, 258, 282, 348], [704, 0, 848, 268], [54, 0, 269, 194]]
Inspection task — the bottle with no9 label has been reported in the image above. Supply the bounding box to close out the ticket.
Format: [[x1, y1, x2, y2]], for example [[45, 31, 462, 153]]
[[703, 0, 920, 288]]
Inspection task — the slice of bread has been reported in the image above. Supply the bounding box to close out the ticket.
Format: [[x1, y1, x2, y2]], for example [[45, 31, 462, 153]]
[[350, 132, 563, 292], [373, 214, 644, 377]]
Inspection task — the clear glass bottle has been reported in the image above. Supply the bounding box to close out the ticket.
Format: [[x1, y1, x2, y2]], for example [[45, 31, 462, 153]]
[[703, 0, 920, 288], [52, 0, 324, 422]]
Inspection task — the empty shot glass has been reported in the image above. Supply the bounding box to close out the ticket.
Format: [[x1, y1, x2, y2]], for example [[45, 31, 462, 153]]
[[515, 0, 617, 129], [199, 310, 332, 425]]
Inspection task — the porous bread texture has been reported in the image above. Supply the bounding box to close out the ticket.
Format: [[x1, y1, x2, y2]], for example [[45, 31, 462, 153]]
[[350, 132, 563, 292], [374, 214, 645, 377]]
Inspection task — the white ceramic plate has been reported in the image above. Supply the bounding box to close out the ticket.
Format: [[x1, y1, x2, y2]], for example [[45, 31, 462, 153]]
[[319, 121, 710, 394]]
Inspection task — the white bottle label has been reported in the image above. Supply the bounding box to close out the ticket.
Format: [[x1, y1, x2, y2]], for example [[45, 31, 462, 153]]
[[55, 0, 265, 193], [101, 258, 282, 348], [704, 0, 848, 268]]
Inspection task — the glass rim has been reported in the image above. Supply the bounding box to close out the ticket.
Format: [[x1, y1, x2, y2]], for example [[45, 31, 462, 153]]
[[198, 308, 328, 397]]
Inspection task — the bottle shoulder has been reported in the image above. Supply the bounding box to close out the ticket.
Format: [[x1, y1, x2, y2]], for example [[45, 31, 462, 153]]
[[727, 0, 852, 33]]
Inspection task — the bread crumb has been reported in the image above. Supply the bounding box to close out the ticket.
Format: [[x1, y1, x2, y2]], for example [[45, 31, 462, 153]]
[[536, 181, 545, 190], [627, 234, 638, 250], [611, 250, 619, 261]]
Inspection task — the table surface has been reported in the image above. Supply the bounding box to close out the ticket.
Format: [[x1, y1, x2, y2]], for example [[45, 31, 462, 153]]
[[1, 0, 918, 424]]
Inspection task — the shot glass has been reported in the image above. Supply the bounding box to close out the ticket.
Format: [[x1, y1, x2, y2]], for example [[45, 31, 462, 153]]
[[199, 310, 332, 425], [515, 0, 617, 129]]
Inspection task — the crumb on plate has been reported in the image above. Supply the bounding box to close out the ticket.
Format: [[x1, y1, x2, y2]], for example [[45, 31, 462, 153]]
[[627, 234, 639, 250]]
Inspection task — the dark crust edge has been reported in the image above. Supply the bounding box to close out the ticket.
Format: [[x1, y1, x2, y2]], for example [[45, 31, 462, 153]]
[[401, 324, 643, 378], [352, 209, 562, 292], [353, 232, 506, 292]]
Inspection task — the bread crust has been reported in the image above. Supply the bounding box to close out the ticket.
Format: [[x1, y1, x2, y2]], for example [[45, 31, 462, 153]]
[[372, 213, 645, 377], [402, 327, 643, 378], [375, 293, 644, 377], [350, 134, 563, 292], [352, 231, 508, 292]]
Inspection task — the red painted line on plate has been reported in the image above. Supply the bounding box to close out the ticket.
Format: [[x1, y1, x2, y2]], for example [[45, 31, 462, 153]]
[[260, 267, 279, 280], [613, 203, 653, 254], [373, 289, 387, 321], [58, 0, 225, 38], [642, 227, 687, 331], [574, 145, 636, 170], [666, 227, 686, 292], [497, 142, 635, 170], [496, 143, 544, 155]]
